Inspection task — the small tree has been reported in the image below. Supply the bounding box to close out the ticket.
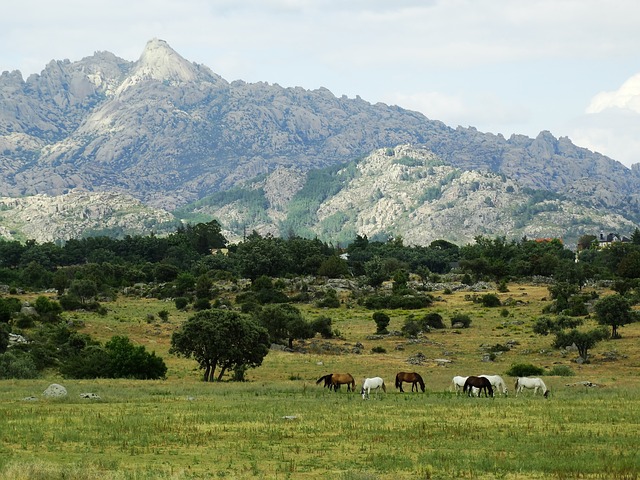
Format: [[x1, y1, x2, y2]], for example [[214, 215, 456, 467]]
[[593, 294, 637, 338], [372, 311, 390, 334], [69, 279, 98, 304], [553, 328, 608, 362], [171, 309, 269, 382], [258, 304, 314, 349], [311, 315, 333, 339]]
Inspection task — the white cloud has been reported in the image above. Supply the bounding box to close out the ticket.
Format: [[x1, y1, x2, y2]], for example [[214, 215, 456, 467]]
[[568, 72, 640, 168], [586, 73, 640, 114]]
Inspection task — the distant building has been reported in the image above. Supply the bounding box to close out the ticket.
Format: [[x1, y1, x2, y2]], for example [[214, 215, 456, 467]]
[[598, 231, 631, 248]]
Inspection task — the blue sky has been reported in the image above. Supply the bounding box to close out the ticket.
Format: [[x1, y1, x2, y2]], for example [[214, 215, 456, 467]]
[[2, 0, 639, 167]]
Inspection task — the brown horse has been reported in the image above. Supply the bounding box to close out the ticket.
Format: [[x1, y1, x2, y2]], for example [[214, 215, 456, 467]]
[[395, 372, 425, 393], [463, 375, 494, 397], [316, 373, 356, 392]]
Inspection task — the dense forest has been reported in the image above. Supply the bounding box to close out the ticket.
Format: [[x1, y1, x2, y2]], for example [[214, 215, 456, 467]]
[[2, 220, 640, 381]]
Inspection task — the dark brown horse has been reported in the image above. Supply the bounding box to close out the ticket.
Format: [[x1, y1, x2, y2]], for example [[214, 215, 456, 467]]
[[395, 372, 425, 393], [316, 373, 356, 392], [463, 375, 494, 397]]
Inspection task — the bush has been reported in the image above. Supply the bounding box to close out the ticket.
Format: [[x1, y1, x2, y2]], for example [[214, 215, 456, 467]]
[[372, 311, 390, 334], [481, 293, 501, 307], [505, 363, 545, 377], [174, 297, 189, 310], [59, 294, 83, 311], [547, 365, 575, 376], [193, 298, 211, 311], [311, 315, 333, 339], [364, 294, 432, 310], [315, 289, 340, 308], [401, 317, 421, 338], [371, 346, 387, 354], [421, 312, 445, 329], [451, 313, 472, 328], [0, 351, 39, 379]]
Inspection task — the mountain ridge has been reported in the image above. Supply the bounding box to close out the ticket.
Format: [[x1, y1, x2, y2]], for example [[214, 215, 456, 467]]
[[0, 39, 638, 245]]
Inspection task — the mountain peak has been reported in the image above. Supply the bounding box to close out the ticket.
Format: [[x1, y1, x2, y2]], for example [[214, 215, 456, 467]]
[[116, 38, 197, 93]]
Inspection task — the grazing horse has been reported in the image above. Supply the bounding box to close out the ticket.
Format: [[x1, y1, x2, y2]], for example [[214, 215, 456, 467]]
[[451, 376, 469, 394], [515, 377, 549, 398], [361, 377, 386, 399], [480, 374, 508, 396], [316, 373, 356, 392], [395, 372, 425, 393], [316, 374, 335, 390], [463, 376, 494, 398]]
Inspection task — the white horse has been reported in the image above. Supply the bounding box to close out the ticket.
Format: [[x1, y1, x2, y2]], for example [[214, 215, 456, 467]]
[[480, 374, 508, 396], [515, 377, 549, 397], [451, 375, 481, 396], [361, 377, 386, 399], [451, 376, 468, 393]]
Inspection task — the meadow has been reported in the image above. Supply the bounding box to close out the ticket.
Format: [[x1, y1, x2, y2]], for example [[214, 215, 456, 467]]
[[1, 283, 639, 479]]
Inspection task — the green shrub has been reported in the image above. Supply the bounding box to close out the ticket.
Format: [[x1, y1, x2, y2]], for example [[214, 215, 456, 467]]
[[401, 317, 420, 338], [451, 313, 472, 328], [0, 351, 39, 379], [174, 297, 189, 310], [315, 289, 340, 308], [547, 365, 575, 376], [372, 311, 390, 334], [364, 294, 432, 310], [421, 312, 445, 329], [59, 294, 83, 311], [481, 293, 501, 307], [193, 298, 211, 311], [311, 315, 333, 339], [371, 346, 387, 354], [505, 363, 545, 377]]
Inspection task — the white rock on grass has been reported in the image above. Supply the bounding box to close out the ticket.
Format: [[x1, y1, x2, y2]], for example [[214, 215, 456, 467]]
[[43, 384, 67, 398]]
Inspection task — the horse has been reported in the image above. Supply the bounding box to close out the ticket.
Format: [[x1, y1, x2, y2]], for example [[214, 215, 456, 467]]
[[463, 376, 494, 397], [361, 377, 386, 399], [480, 374, 508, 396], [515, 377, 549, 398], [316, 373, 356, 392], [316, 374, 335, 391], [395, 372, 425, 393], [451, 375, 469, 394]]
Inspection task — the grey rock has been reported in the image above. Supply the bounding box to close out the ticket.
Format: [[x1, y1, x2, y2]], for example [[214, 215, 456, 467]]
[[43, 384, 67, 398]]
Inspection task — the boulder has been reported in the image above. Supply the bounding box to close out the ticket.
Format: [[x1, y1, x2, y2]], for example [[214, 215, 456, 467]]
[[43, 383, 67, 398]]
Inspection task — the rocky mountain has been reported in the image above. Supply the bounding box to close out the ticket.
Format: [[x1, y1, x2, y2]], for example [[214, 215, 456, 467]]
[[178, 145, 637, 247], [1, 39, 639, 245]]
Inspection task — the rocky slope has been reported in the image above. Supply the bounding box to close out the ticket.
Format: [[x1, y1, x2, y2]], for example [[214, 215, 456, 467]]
[[0, 190, 176, 243], [184, 145, 635, 247]]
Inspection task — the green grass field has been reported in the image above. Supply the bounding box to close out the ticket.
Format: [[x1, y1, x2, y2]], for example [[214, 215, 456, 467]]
[[1, 283, 639, 479]]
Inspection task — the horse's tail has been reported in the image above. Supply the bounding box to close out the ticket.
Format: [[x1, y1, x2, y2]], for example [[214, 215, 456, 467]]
[[316, 374, 331, 385], [514, 378, 519, 392], [382, 381, 386, 393], [395, 373, 401, 389]]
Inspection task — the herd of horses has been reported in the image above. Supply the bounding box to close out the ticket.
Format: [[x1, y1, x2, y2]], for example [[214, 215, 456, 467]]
[[316, 372, 550, 399]]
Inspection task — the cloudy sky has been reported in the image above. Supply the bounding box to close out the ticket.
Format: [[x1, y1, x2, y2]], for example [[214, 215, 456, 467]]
[[1, 0, 639, 167]]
